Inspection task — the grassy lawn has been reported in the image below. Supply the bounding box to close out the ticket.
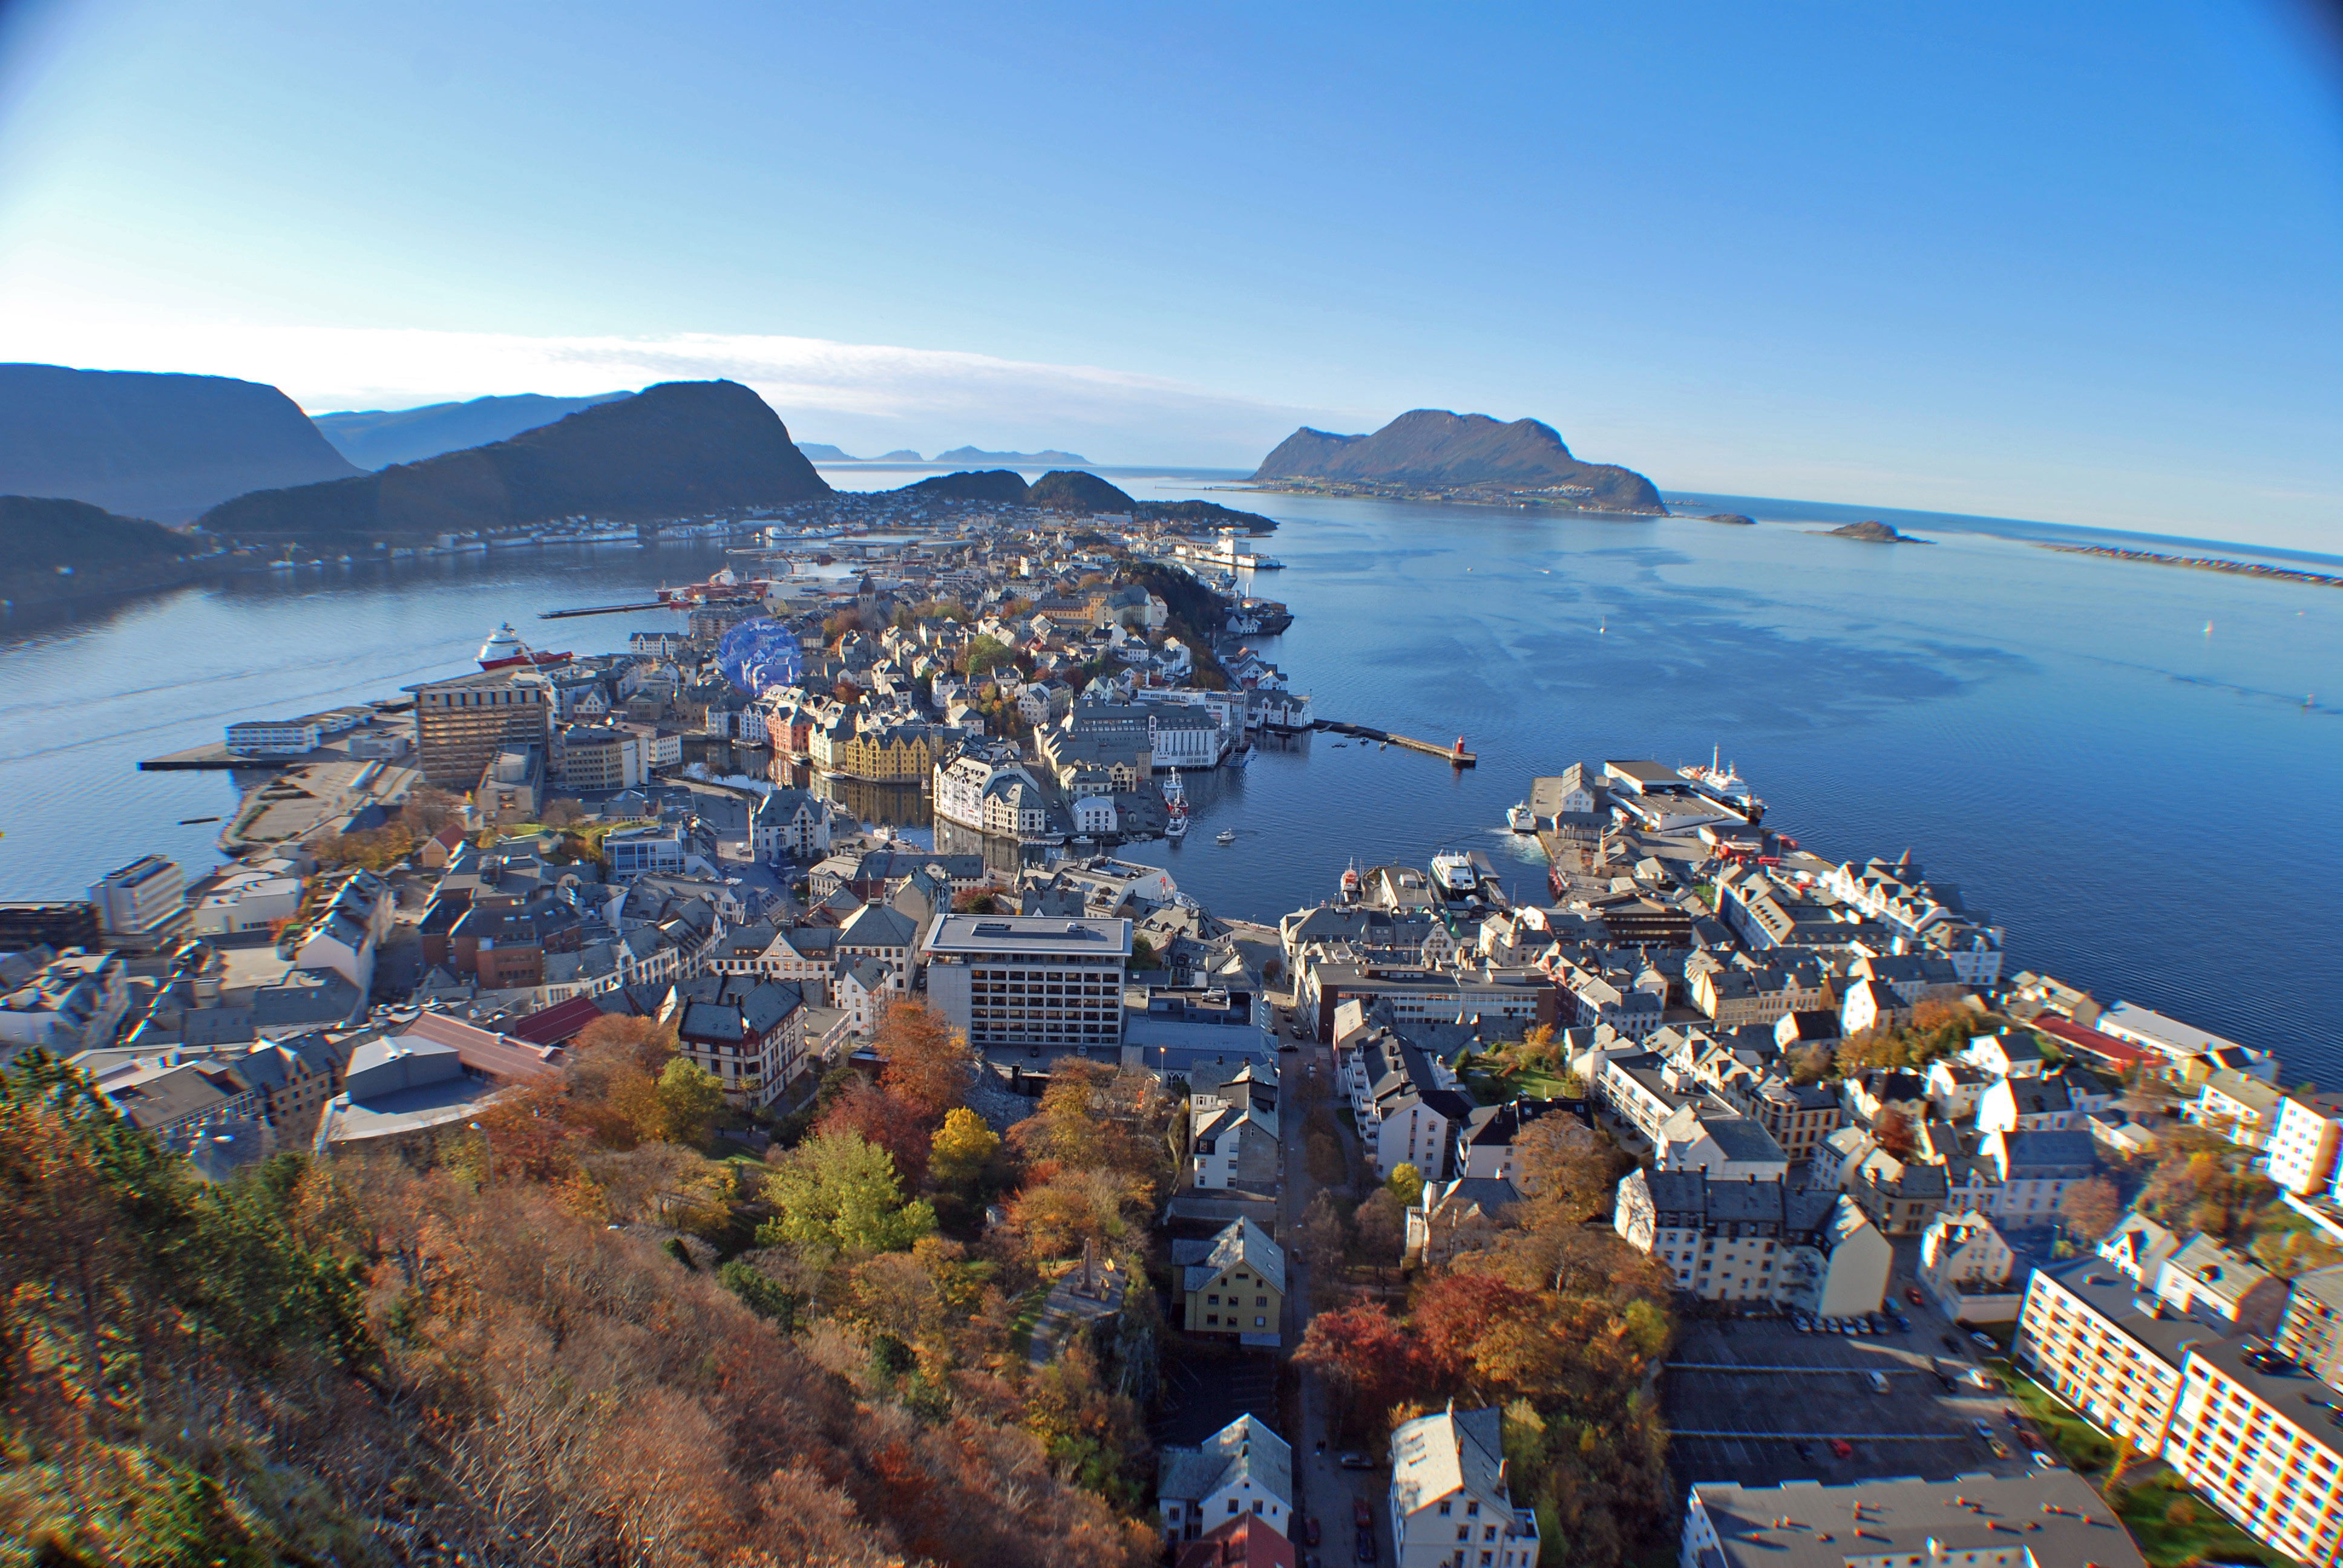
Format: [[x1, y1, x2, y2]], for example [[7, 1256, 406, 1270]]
[[1997, 1363, 2117, 1473], [1458, 1051, 1573, 1106], [2112, 1471, 2297, 1568], [1007, 1279, 1054, 1360]]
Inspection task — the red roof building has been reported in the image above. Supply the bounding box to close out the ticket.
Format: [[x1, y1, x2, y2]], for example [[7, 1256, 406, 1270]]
[[398, 1010, 564, 1082], [1176, 1515, 1296, 1568], [510, 993, 608, 1047], [2034, 1015, 2152, 1073]]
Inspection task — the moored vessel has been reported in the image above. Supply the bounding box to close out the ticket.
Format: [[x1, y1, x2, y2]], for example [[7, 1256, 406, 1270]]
[[477, 622, 574, 671]]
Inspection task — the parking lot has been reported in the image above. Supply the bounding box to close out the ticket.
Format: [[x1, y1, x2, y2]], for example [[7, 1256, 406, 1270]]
[[1663, 1312, 2043, 1488]]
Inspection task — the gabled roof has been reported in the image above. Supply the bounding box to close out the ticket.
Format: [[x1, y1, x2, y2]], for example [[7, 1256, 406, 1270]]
[[1156, 1414, 1292, 1511], [1172, 1217, 1287, 1295], [1391, 1405, 1508, 1517]]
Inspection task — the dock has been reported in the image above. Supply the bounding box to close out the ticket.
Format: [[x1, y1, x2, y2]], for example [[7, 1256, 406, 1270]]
[[1314, 720, 1475, 766], [540, 600, 670, 619]]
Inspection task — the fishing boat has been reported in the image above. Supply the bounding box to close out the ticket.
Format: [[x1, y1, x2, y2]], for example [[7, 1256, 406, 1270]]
[[1216, 829, 1237, 845], [1506, 802, 1536, 833]]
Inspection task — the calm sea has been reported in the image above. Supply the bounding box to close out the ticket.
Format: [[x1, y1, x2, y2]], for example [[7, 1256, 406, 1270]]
[[4, 468, 2337, 1078]]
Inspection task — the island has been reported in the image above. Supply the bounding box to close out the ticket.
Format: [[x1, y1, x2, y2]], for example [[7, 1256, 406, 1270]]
[[1697, 512, 1755, 526], [1248, 408, 1664, 514], [1817, 520, 1929, 543], [2036, 542, 2343, 589], [933, 444, 1093, 466]]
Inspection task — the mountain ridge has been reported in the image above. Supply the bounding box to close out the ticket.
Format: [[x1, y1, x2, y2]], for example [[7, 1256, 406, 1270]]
[[200, 380, 830, 541], [0, 363, 361, 523], [312, 391, 633, 469], [1251, 408, 1661, 512]]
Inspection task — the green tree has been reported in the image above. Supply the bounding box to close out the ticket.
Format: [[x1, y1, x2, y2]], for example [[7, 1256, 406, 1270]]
[[656, 1057, 727, 1146], [759, 1129, 937, 1255], [1386, 1161, 1426, 1208]]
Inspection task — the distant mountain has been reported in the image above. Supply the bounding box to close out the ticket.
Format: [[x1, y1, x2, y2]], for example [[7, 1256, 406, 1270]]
[[874, 449, 924, 462], [934, 445, 1093, 466], [312, 391, 632, 469], [200, 380, 831, 541], [1251, 408, 1661, 512], [896, 470, 1033, 503], [1028, 470, 1136, 512], [0, 364, 360, 523], [796, 442, 860, 463], [0, 494, 185, 572]]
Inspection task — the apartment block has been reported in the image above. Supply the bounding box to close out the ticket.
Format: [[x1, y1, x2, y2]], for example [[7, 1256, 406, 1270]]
[[2014, 1256, 2196, 1454], [2164, 1339, 2343, 1564], [922, 914, 1132, 1052]]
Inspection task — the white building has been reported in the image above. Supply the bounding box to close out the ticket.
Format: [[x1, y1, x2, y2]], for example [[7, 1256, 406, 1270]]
[[1388, 1405, 1540, 1568], [605, 824, 686, 881], [2269, 1092, 2343, 1197], [1615, 1168, 1891, 1317], [1158, 1415, 1291, 1545], [225, 718, 321, 754], [0, 947, 131, 1061], [90, 854, 185, 938], [921, 913, 1131, 1053], [1683, 1471, 2143, 1568]]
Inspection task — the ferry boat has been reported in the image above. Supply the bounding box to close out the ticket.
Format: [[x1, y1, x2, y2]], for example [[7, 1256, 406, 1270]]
[[477, 622, 574, 671], [1678, 746, 1764, 820], [1506, 802, 1536, 834], [1429, 850, 1478, 901]]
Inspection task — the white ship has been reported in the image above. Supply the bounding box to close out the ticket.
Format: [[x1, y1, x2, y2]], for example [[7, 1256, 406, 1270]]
[[1429, 850, 1478, 900], [1678, 746, 1763, 818], [1163, 768, 1190, 840], [1506, 802, 1536, 833]]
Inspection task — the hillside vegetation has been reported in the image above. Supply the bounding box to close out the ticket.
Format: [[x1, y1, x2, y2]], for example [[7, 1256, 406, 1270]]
[[200, 381, 831, 543], [0, 494, 188, 575], [312, 392, 634, 469], [0, 1005, 1163, 1568]]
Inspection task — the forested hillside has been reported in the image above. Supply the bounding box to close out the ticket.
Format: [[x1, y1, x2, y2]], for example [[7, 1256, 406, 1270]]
[[0, 1004, 1164, 1567]]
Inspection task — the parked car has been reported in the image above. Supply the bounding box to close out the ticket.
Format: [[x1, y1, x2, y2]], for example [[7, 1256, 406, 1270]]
[[1971, 1331, 1999, 1350], [1339, 1451, 1375, 1471], [1988, 1437, 2013, 1459], [2031, 1449, 2065, 1470], [1890, 1312, 1913, 1332], [1829, 1439, 1853, 1459], [2004, 1408, 2022, 1428], [1972, 1420, 1996, 1445], [1795, 1441, 1816, 1462], [1906, 1285, 1925, 1307], [1356, 1527, 1377, 1563], [1306, 1518, 1323, 1547], [1868, 1371, 1890, 1393], [1353, 1500, 1373, 1529], [1942, 1334, 1964, 1353]]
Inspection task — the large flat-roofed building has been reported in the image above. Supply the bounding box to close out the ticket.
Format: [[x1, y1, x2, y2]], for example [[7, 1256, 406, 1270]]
[[922, 913, 1131, 1053], [1681, 1471, 2145, 1568], [2012, 1255, 2200, 1454], [408, 668, 554, 789]]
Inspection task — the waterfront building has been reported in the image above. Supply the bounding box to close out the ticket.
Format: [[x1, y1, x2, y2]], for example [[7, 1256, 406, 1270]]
[[225, 717, 322, 754], [90, 854, 185, 938], [2188, 1067, 2284, 1148], [920, 913, 1132, 1053], [408, 668, 554, 789], [1681, 1471, 2143, 1568], [2094, 1001, 2270, 1085], [1388, 1405, 1540, 1568]]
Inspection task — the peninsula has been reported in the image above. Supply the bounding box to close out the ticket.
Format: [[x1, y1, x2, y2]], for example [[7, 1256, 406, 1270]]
[[1248, 408, 1664, 514], [2037, 541, 2343, 589]]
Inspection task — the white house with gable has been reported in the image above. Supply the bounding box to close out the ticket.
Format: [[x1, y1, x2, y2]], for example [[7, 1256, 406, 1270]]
[[1158, 1414, 1291, 1544], [1388, 1404, 1541, 1568]]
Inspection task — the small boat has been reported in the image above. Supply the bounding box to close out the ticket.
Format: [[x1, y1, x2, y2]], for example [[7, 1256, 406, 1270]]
[[1216, 829, 1237, 845], [1332, 742, 1347, 749], [1506, 803, 1536, 834], [177, 815, 221, 825]]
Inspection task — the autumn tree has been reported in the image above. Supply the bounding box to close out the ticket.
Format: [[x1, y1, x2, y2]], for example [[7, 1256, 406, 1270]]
[[2057, 1175, 2124, 1242], [875, 1001, 972, 1122], [1294, 1302, 1441, 1440], [1294, 1189, 1351, 1278], [656, 1058, 727, 1147], [1512, 1114, 1618, 1226], [760, 1129, 936, 1255], [1352, 1189, 1407, 1270], [819, 1080, 936, 1187], [929, 1107, 1004, 1200], [565, 1013, 682, 1147], [1009, 1166, 1152, 1259], [1386, 1161, 1425, 1208], [1873, 1106, 1918, 1158]]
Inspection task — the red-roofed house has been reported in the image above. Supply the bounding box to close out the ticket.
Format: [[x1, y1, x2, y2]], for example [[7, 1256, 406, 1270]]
[[1175, 1515, 1295, 1568]]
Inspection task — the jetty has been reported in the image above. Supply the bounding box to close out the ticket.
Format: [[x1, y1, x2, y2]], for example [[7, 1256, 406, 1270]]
[[540, 599, 670, 619], [1314, 719, 1475, 766]]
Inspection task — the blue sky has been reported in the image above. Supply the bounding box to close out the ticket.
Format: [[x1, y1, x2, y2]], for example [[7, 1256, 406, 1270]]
[[1, 0, 2338, 547]]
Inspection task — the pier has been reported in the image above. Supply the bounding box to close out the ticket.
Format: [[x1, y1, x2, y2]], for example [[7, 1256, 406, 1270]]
[[540, 600, 672, 619], [1314, 720, 1476, 766]]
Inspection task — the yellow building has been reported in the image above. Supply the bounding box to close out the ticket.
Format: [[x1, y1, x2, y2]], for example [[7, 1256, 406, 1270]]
[[834, 725, 942, 782], [1173, 1218, 1285, 1345]]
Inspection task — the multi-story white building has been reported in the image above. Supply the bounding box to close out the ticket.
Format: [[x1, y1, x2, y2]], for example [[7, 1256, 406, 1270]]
[[225, 718, 323, 754], [1615, 1168, 1890, 1316], [2268, 1092, 2343, 1197], [921, 913, 1131, 1053], [90, 854, 185, 938], [605, 824, 685, 881], [1388, 1405, 1539, 1568], [2166, 1340, 2343, 1564]]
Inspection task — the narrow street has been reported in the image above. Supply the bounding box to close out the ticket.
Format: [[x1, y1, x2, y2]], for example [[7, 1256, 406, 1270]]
[[1275, 990, 1383, 1566]]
